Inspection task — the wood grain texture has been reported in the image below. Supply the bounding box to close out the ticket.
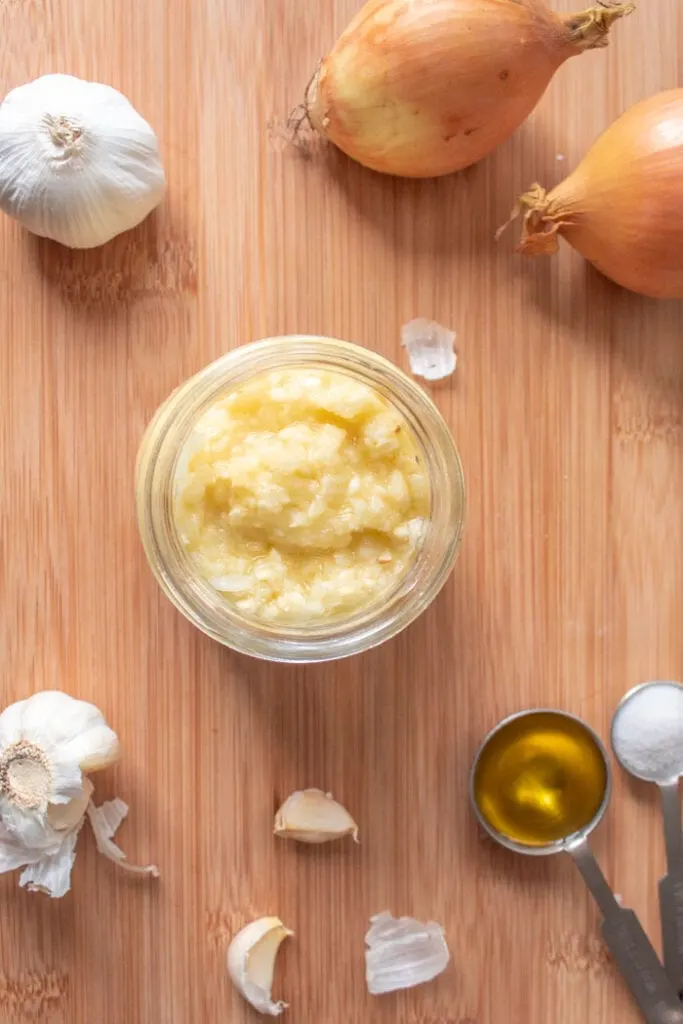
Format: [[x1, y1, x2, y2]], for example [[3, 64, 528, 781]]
[[0, 1, 681, 1022]]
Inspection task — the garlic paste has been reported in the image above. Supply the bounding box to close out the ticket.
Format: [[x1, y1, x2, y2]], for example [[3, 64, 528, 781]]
[[173, 368, 430, 622]]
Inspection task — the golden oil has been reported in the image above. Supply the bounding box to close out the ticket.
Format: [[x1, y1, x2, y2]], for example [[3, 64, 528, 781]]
[[473, 711, 608, 847]]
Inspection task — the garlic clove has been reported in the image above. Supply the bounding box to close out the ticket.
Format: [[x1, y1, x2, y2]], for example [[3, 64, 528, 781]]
[[87, 799, 159, 878], [48, 777, 94, 831], [227, 917, 293, 1016], [67, 727, 121, 775], [46, 753, 85, 806], [365, 911, 450, 995], [274, 788, 359, 844], [401, 318, 457, 381]]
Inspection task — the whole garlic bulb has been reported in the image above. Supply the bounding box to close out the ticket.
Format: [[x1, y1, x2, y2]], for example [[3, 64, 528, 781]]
[[0, 690, 157, 896], [0, 73, 166, 248]]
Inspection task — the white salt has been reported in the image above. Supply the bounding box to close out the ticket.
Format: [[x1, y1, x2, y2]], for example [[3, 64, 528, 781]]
[[612, 682, 683, 782]]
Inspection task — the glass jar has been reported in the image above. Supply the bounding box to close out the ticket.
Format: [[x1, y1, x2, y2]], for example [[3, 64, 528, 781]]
[[136, 336, 465, 663]]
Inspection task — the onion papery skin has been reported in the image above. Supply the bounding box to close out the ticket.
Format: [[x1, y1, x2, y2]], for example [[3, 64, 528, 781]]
[[307, 0, 633, 179], [514, 89, 683, 298]]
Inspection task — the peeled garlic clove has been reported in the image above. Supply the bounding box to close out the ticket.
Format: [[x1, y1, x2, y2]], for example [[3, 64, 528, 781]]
[[274, 788, 359, 844], [227, 917, 293, 1016], [401, 318, 457, 381], [365, 911, 450, 995]]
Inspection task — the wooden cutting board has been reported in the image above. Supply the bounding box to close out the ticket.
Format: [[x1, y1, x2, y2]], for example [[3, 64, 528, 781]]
[[0, 1, 681, 1021]]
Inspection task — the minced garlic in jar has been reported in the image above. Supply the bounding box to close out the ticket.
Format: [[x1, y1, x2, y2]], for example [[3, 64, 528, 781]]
[[173, 368, 430, 623]]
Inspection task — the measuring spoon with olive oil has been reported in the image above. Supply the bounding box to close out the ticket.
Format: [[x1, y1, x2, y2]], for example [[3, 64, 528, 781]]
[[471, 709, 683, 1024]]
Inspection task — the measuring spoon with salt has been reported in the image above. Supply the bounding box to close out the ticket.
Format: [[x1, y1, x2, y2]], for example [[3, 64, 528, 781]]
[[612, 681, 683, 997]]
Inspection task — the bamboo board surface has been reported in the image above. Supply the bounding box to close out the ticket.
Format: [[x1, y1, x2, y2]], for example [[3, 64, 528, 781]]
[[0, 0, 682, 1022]]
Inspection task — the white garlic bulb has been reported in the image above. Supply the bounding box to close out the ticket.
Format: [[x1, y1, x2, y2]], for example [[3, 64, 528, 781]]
[[0, 73, 166, 248], [0, 690, 158, 896]]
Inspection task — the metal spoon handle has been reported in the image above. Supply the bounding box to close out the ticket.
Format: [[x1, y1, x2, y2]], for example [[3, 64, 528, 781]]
[[659, 781, 683, 995], [569, 839, 683, 1024]]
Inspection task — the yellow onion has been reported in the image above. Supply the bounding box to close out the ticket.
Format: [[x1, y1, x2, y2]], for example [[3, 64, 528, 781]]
[[305, 0, 633, 178], [506, 89, 683, 298]]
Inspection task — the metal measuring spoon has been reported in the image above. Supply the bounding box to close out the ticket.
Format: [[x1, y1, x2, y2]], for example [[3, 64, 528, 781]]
[[471, 709, 683, 1024], [612, 681, 683, 997]]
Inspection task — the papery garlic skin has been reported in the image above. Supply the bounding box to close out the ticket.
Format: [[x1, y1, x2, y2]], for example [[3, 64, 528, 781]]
[[227, 917, 293, 1016], [274, 789, 359, 844], [0, 74, 166, 248], [365, 911, 450, 995], [18, 820, 84, 896], [87, 798, 158, 877]]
